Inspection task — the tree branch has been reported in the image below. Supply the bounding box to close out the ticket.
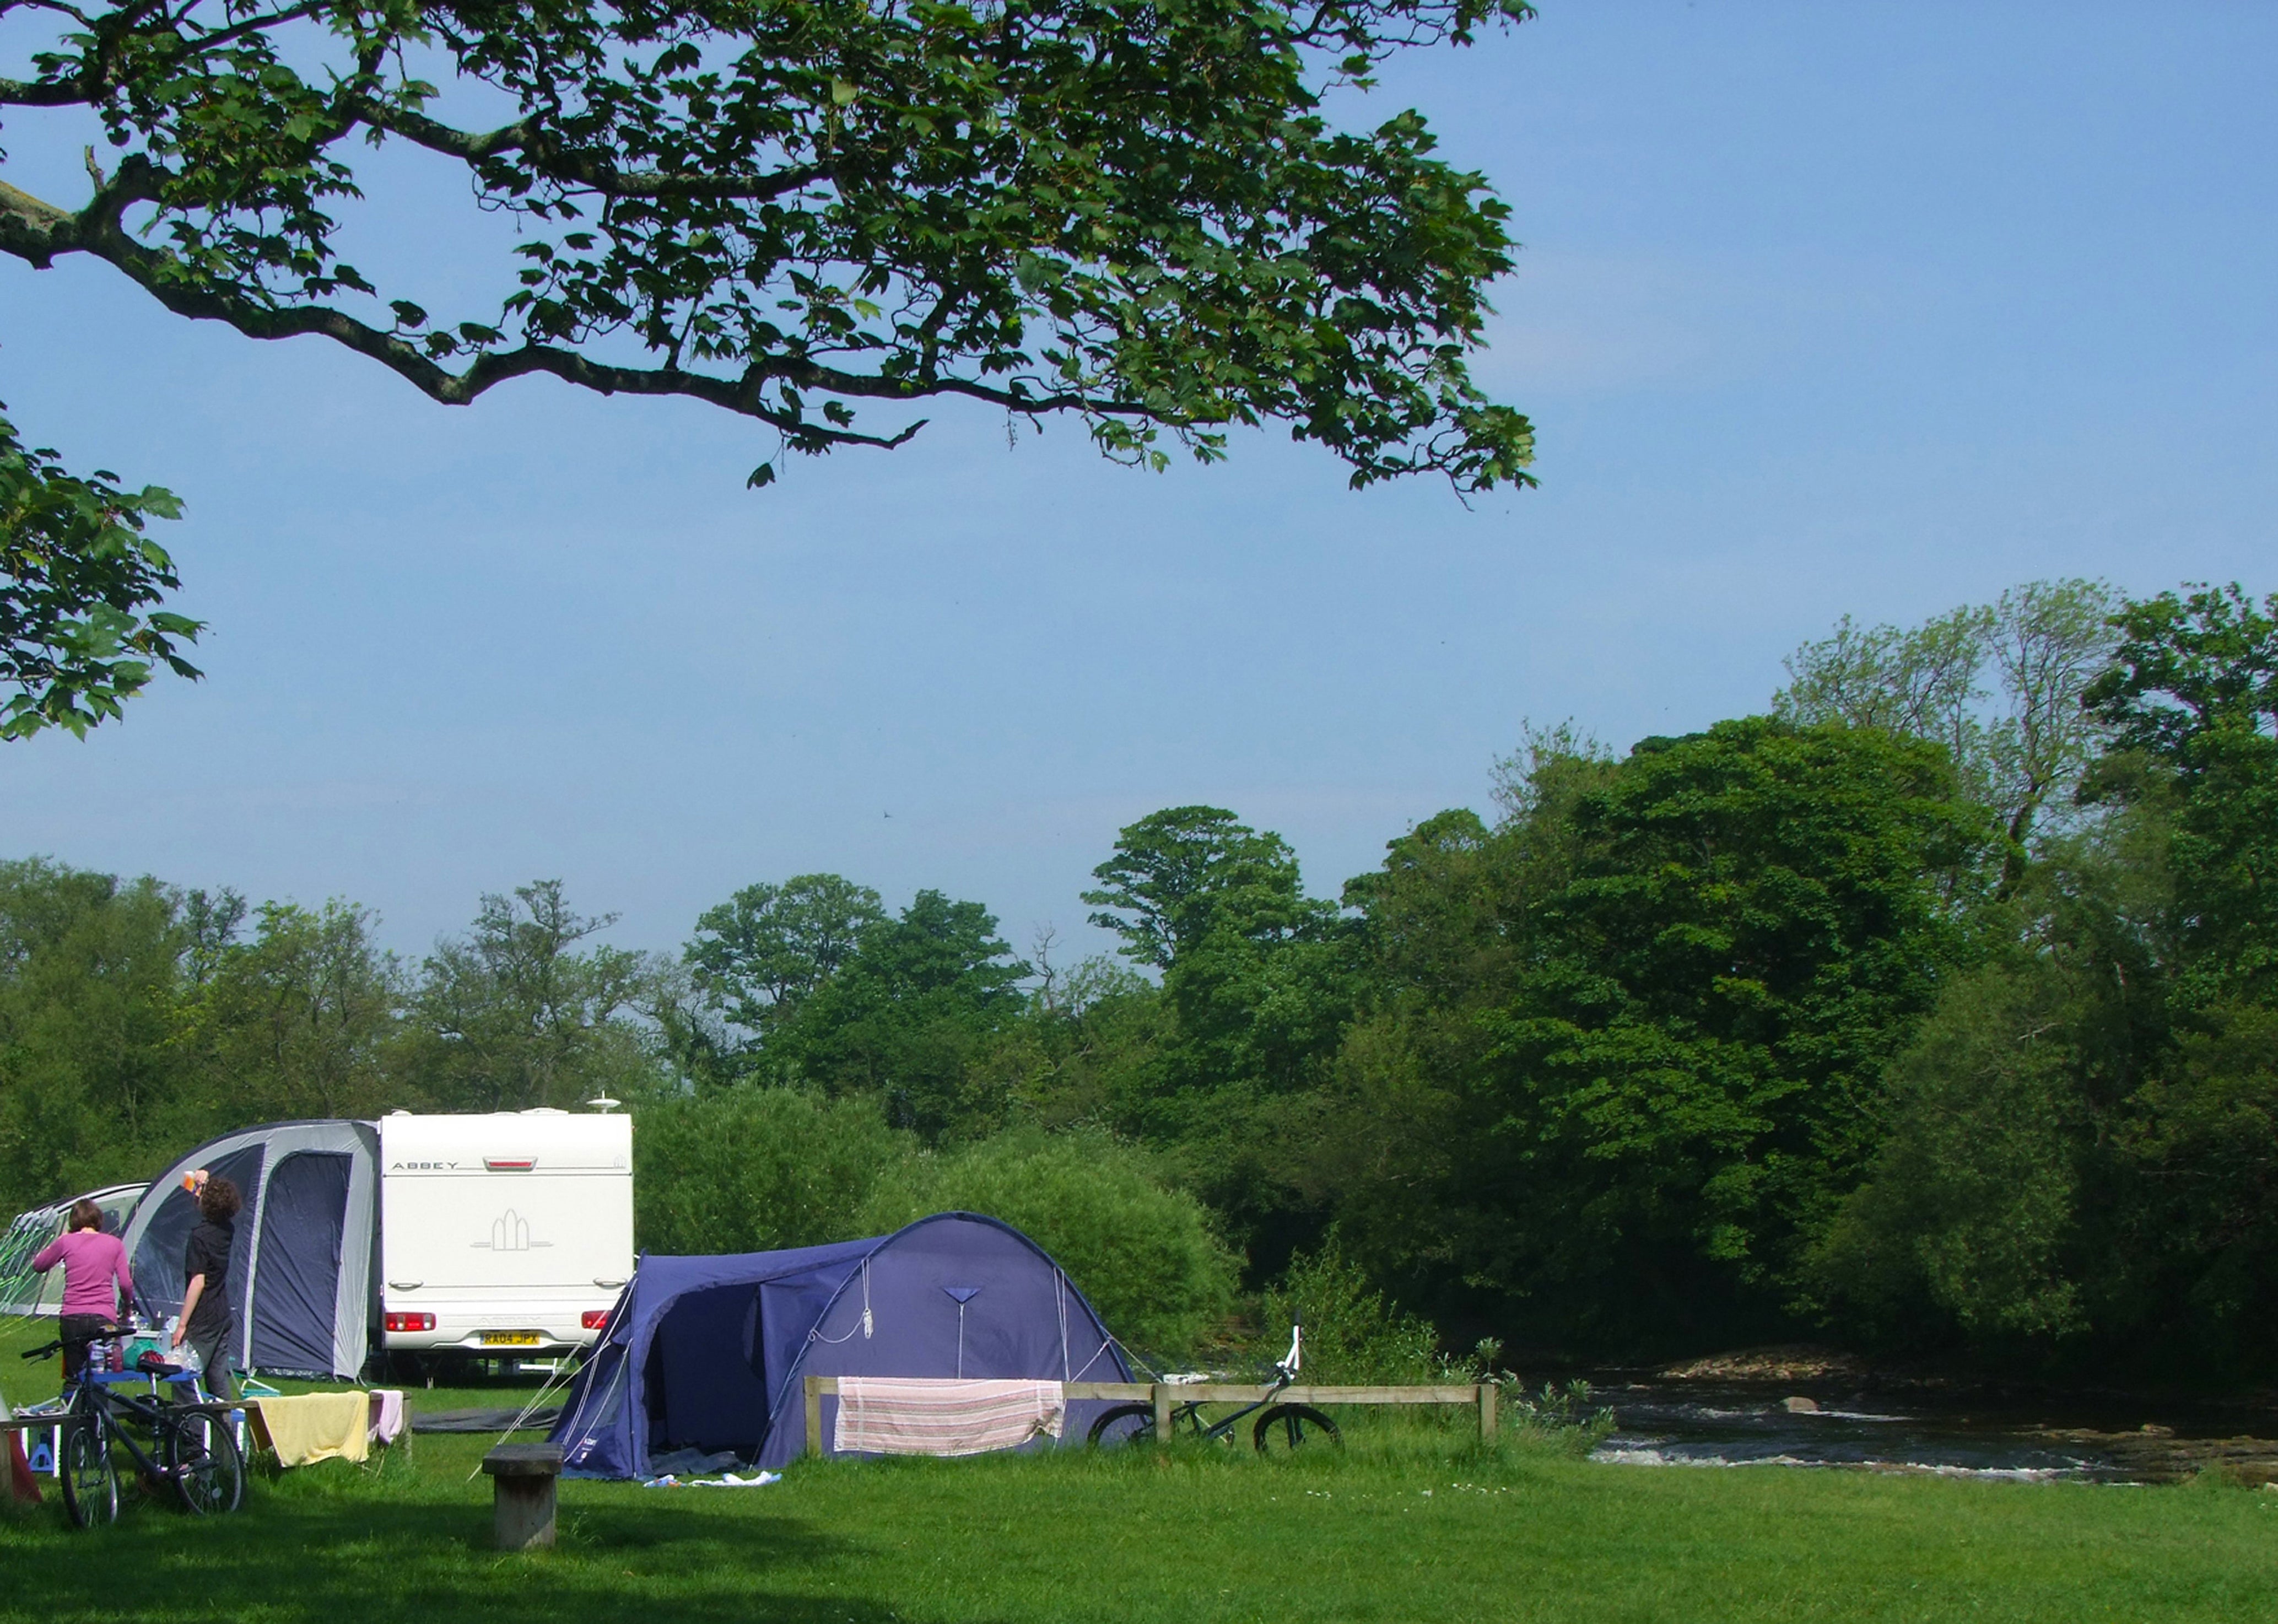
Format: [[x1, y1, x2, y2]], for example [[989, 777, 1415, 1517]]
[[0, 76, 94, 106], [359, 104, 827, 201]]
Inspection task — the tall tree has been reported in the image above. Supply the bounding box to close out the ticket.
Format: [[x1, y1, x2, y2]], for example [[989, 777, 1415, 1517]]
[[1776, 580, 2117, 890], [684, 873, 886, 1064], [2085, 581, 2278, 1005], [1339, 719, 1995, 1348], [0, 859, 194, 1206], [182, 899, 404, 1121], [397, 880, 666, 1110], [1085, 805, 1353, 1267], [1085, 805, 1327, 972], [773, 888, 1029, 1137]]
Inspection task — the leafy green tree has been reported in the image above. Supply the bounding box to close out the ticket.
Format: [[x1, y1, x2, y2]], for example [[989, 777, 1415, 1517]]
[[0, 859, 195, 1206], [1084, 806, 1354, 1266], [1432, 719, 1996, 1347], [963, 936, 1174, 1132], [1775, 580, 2117, 889], [1084, 805, 1349, 1100], [1262, 1239, 1440, 1383], [1321, 720, 1995, 1339], [774, 889, 1029, 1137], [182, 900, 404, 1121], [0, 408, 200, 739], [683, 873, 886, 1077], [1809, 958, 2096, 1345], [2119, 1002, 2278, 1368], [396, 880, 668, 1110], [1086, 806, 1322, 971], [2085, 582, 2278, 1005]]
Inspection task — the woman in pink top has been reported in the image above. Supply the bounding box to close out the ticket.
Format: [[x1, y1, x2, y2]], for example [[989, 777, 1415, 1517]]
[[30, 1199, 136, 1384]]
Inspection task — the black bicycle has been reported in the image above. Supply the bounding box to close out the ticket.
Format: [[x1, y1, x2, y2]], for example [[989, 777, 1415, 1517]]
[[21, 1330, 246, 1528], [1087, 1323, 1341, 1454]]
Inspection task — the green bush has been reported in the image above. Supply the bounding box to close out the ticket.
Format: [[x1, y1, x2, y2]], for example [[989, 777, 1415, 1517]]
[[861, 1127, 1238, 1358], [1263, 1242, 1440, 1383], [634, 1086, 911, 1255]]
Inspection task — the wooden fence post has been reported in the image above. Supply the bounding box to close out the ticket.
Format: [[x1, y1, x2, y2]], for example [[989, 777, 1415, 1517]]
[[806, 1377, 825, 1458], [1152, 1383, 1172, 1444], [1476, 1382, 1497, 1443]]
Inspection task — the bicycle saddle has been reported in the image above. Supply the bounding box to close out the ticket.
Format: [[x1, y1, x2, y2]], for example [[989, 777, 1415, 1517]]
[[134, 1351, 185, 1377]]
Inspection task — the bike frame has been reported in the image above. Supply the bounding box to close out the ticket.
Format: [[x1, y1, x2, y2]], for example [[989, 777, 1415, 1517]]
[[27, 1329, 218, 1490], [1162, 1323, 1305, 1443]]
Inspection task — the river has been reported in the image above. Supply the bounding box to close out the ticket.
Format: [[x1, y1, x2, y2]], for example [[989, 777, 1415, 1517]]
[[1572, 1354, 2278, 1483]]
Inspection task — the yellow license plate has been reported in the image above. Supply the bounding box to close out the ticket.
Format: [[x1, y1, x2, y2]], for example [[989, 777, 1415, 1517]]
[[480, 1332, 543, 1347]]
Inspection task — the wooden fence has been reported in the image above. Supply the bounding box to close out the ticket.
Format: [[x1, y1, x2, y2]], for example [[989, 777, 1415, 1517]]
[[802, 1377, 1497, 1455]]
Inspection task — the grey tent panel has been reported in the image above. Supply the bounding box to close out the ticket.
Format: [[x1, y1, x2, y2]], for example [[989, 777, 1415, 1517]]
[[122, 1120, 377, 1380], [128, 1143, 266, 1346]]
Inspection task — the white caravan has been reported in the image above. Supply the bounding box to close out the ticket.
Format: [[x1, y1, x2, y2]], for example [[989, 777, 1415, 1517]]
[[377, 1109, 633, 1358]]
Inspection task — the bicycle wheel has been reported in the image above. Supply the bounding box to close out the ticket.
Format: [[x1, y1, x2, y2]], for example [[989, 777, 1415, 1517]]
[[165, 1410, 245, 1515], [1086, 1402, 1161, 1447], [59, 1417, 119, 1529], [1253, 1404, 1341, 1455]]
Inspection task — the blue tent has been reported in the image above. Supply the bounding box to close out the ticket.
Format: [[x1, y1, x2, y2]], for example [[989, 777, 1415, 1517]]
[[550, 1212, 1131, 1476]]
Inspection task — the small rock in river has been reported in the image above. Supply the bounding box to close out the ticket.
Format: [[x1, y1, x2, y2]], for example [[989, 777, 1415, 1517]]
[[1784, 1396, 1820, 1413]]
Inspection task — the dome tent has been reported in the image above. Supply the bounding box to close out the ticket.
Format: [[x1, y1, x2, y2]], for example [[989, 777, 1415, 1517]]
[[120, 1120, 379, 1381], [551, 1212, 1131, 1476]]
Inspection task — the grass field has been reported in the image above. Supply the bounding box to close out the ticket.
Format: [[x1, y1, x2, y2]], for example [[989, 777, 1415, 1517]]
[[3, 1330, 2274, 1624]]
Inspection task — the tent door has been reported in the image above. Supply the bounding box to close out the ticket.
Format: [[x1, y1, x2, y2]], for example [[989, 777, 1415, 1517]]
[[249, 1152, 351, 1375]]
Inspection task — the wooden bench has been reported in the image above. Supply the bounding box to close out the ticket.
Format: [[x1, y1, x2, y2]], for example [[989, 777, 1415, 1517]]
[[481, 1442, 563, 1551]]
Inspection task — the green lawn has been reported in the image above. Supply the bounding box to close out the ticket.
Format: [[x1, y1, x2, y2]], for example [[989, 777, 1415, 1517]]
[[2, 1337, 2273, 1623]]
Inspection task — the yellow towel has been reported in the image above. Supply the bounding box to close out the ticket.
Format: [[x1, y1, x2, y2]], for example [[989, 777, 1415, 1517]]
[[253, 1393, 370, 1466]]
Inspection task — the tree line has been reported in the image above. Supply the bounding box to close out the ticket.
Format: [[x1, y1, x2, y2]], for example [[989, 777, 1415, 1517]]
[[2, 576, 2272, 1377]]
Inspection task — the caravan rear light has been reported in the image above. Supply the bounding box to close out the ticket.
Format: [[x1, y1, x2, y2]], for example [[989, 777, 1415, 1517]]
[[385, 1312, 436, 1333], [484, 1157, 536, 1172], [581, 1310, 610, 1330]]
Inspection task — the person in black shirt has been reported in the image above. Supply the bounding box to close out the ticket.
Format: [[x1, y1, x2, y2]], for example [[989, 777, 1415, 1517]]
[[170, 1175, 239, 1401]]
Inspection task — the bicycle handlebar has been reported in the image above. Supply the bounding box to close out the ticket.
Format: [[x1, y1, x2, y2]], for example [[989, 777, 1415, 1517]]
[[18, 1320, 126, 1361]]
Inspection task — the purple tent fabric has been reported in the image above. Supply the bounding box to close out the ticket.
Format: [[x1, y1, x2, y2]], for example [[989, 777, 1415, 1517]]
[[550, 1212, 1131, 1477]]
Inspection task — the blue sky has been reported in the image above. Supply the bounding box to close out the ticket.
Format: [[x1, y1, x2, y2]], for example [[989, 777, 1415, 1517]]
[[2, 2, 2273, 964]]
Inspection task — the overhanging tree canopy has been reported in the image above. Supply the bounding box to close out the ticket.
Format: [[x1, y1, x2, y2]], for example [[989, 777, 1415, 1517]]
[[0, 0, 1537, 489]]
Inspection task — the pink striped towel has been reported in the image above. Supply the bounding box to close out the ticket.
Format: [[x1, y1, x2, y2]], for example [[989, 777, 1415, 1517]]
[[832, 1378, 1065, 1458]]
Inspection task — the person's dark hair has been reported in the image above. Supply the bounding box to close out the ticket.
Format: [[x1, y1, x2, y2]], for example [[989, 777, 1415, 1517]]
[[198, 1177, 241, 1222], [67, 1198, 102, 1232]]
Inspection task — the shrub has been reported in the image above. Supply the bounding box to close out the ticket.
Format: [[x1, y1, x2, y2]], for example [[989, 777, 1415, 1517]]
[[1262, 1242, 1440, 1383], [634, 1086, 911, 1255], [862, 1127, 1238, 1358]]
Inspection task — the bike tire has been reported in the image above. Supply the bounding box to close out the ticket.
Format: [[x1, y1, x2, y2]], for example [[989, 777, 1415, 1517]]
[[165, 1410, 245, 1515], [1252, 1404, 1341, 1455], [1086, 1402, 1161, 1447], [59, 1417, 118, 1529]]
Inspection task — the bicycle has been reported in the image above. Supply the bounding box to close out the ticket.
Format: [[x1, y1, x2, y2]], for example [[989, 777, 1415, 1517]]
[[1087, 1321, 1342, 1454], [20, 1327, 246, 1528]]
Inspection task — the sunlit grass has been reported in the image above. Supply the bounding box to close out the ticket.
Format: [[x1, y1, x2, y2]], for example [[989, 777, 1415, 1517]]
[[3, 1317, 2274, 1624]]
